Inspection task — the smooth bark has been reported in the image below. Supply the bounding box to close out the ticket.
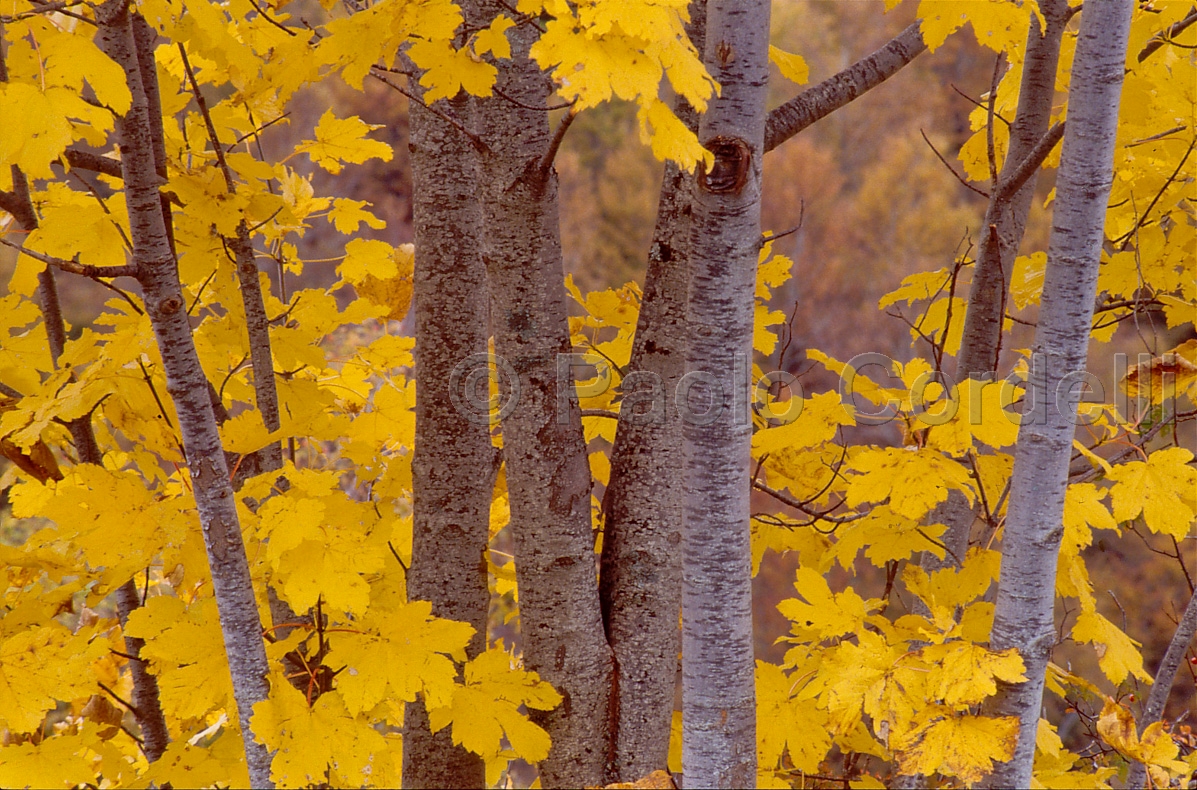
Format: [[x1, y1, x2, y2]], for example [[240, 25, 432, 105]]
[[96, 2, 273, 784], [925, 0, 1070, 573], [983, 2, 1132, 786], [680, 1, 771, 786], [472, 7, 613, 785], [401, 81, 492, 787]]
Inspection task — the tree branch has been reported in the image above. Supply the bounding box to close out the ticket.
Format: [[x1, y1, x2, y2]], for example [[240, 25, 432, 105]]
[[539, 107, 577, 179], [1126, 588, 1197, 789], [751, 478, 866, 524], [1138, 7, 1197, 62], [993, 121, 1065, 203], [764, 21, 927, 153], [921, 129, 990, 198], [0, 237, 140, 278], [64, 148, 124, 178]]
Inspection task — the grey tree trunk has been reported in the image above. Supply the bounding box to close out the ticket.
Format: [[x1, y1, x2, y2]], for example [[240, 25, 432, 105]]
[[598, 6, 704, 782], [679, 1, 771, 786], [401, 81, 492, 788], [598, 12, 929, 782], [983, 2, 1132, 786], [925, 0, 1070, 573], [472, 9, 613, 786], [1126, 588, 1197, 789], [96, 2, 273, 784]]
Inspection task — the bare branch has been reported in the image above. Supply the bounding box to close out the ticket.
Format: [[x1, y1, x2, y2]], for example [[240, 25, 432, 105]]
[[751, 478, 866, 524], [921, 129, 990, 198], [994, 121, 1065, 203], [0, 237, 140, 278], [369, 67, 488, 154], [1138, 7, 1197, 62], [764, 21, 927, 153], [539, 107, 578, 178], [64, 148, 124, 178]]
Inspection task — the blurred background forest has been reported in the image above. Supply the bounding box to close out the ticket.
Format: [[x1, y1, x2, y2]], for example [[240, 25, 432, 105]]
[[2, 0, 1193, 749]]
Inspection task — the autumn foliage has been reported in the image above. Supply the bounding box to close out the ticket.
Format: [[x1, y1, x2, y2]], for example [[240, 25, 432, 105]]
[[0, 0, 1194, 788]]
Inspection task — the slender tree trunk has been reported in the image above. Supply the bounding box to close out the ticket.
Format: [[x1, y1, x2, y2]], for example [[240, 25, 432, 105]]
[[925, 0, 1070, 573], [401, 80, 492, 788], [597, 6, 704, 782], [96, 2, 273, 784], [1127, 588, 1197, 789], [597, 13, 928, 782], [472, 7, 613, 785], [983, 3, 1132, 786], [679, 2, 770, 786]]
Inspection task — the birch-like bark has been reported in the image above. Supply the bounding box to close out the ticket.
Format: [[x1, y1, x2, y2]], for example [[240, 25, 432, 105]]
[[925, 0, 1070, 573], [1126, 588, 1197, 789], [597, 6, 704, 782], [401, 81, 492, 788], [472, 8, 613, 785], [95, 2, 273, 784], [983, 3, 1132, 786], [680, 2, 770, 786]]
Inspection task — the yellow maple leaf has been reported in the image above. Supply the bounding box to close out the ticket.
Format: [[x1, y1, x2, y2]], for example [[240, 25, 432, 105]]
[[297, 110, 393, 174], [846, 447, 974, 520], [252, 679, 388, 786], [0, 622, 106, 732], [779, 567, 882, 641], [1071, 611, 1151, 684], [755, 660, 831, 772], [325, 601, 472, 715], [753, 391, 855, 454], [919, 642, 1025, 708], [1107, 447, 1197, 539], [427, 647, 562, 764], [474, 15, 516, 59], [352, 243, 415, 322], [893, 712, 1019, 784], [1096, 698, 1189, 788]]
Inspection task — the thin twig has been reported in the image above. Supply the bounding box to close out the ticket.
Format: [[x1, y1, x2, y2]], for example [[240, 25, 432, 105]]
[[1138, 7, 1197, 62], [246, 0, 297, 36], [539, 107, 578, 179], [921, 130, 990, 198], [369, 68, 488, 154], [761, 202, 805, 245], [986, 54, 1004, 187], [751, 478, 866, 524], [493, 85, 577, 112]]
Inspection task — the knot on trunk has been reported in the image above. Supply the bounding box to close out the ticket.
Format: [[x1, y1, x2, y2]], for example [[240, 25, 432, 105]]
[[698, 136, 751, 194]]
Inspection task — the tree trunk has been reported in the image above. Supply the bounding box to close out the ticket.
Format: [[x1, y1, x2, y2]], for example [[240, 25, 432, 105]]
[[96, 2, 273, 784], [679, 1, 771, 786], [472, 9, 613, 786], [597, 12, 929, 782], [401, 81, 492, 788], [597, 6, 704, 782], [983, 2, 1132, 786], [925, 0, 1070, 574]]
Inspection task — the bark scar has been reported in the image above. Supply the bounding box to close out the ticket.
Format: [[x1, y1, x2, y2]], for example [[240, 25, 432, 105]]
[[698, 136, 751, 195]]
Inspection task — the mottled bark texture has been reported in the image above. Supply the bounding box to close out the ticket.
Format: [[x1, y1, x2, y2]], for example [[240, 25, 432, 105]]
[[680, 2, 771, 787], [925, 0, 1070, 574], [96, 2, 273, 784], [472, 7, 613, 786], [1127, 588, 1197, 789], [763, 21, 926, 154], [597, 5, 704, 782], [401, 81, 492, 788], [983, 2, 1132, 786], [0, 34, 171, 757]]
